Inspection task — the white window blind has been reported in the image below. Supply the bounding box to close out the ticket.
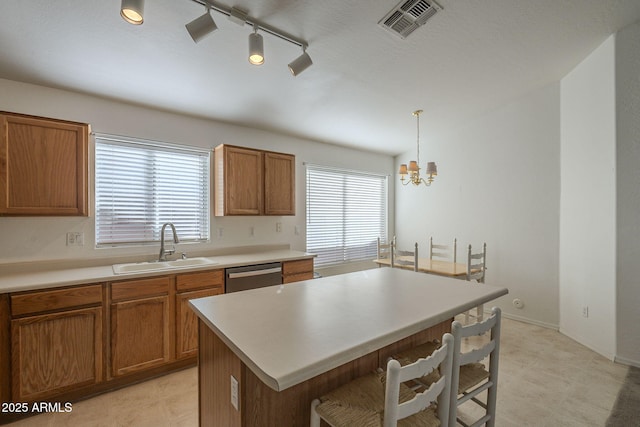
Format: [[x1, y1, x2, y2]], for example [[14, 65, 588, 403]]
[[306, 164, 388, 267], [95, 135, 210, 247]]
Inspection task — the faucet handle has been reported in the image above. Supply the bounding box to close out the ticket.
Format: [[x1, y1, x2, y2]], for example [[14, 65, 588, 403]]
[[181, 252, 188, 260]]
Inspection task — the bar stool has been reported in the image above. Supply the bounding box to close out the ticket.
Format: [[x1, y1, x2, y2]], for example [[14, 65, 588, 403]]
[[310, 333, 455, 427], [393, 307, 502, 427]]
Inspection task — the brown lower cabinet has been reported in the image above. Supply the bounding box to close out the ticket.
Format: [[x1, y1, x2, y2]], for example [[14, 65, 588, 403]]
[[0, 259, 312, 423], [282, 258, 315, 283], [8, 284, 104, 402], [175, 270, 224, 359], [11, 306, 103, 401], [110, 276, 172, 377], [0, 267, 227, 424]]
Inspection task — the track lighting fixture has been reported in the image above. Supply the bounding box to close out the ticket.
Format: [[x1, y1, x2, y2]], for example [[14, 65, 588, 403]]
[[288, 48, 313, 76], [120, 0, 144, 25], [185, 5, 218, 43], [121, 0, 313, 75], [248, 27, 264, 66]]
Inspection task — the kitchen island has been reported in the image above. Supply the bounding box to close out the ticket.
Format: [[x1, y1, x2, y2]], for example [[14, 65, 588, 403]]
[[190, 267, 508, 427]]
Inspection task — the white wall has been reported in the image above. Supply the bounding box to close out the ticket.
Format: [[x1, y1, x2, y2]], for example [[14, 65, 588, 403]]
[[0, 78, 394, 265], [559, 36, 617, 359], [394, 83, 561, 327], [615, 22, 640, 367]]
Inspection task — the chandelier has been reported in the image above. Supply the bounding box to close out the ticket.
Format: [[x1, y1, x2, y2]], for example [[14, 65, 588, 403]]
[[398, 110, 437, 186]]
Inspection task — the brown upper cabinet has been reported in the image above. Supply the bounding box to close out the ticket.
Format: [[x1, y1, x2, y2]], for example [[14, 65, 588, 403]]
[[0, 112, 89, 216], [264, 151, 295, 215], [214, 144, 295, 216]]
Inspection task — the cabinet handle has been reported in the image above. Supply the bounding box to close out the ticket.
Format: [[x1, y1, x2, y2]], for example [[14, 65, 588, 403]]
[[227, 267, 282, 279]]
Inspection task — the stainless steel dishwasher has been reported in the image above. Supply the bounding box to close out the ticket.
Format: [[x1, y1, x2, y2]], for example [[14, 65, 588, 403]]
[[225, 262, 283, 293]]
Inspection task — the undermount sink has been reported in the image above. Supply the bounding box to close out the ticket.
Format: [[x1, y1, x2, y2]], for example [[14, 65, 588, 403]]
[[112, 257, 219, 274]]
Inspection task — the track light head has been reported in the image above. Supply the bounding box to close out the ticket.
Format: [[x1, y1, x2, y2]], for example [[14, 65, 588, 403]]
[[248, 29, 264, 66], [288, 50, 313, 76], [185, 8, 218, 43], [121, 0, 144, 25]]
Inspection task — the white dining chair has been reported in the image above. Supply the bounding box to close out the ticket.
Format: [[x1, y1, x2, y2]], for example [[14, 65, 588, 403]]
[[394, 242, 418, 272], [377, 236, 395, 267], [464, 243, 487, 323], [391, 307, 502, 427], [449, 306, 501, 427], [429, 237, 457, 263], [310, 333, 455, 427]]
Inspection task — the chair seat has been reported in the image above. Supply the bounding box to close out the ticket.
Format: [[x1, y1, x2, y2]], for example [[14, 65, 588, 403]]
[[314, 370, 441, 427], [458, 363, 489, 392]]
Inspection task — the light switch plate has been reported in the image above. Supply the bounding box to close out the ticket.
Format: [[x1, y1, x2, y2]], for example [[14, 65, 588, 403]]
[[66, 232, 84, 246]]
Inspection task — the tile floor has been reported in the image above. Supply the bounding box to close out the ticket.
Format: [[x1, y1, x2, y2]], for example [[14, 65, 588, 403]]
[[7, 316, 630, 427]]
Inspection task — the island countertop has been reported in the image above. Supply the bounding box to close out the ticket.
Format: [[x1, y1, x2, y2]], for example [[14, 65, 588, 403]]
[[189, 267, 508, 392]]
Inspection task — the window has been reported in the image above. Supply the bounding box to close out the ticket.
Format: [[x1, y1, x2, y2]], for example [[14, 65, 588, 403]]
[[95, 135, 210, 247], [306, 164, 388, 267]]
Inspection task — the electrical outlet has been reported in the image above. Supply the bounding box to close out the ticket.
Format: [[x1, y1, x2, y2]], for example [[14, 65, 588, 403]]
[[217, 228, 224, 239], [230, 375, 239, 410], [66, 232, 84, 246], [249, 226, 254, 237], [276, 222, 282, 233], [582, 306, 589, 318]]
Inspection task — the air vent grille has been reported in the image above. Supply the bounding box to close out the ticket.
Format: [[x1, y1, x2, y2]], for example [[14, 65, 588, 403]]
[[379, 0, 441, 39]]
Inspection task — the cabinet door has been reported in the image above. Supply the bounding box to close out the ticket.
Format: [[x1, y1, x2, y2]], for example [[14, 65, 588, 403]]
[[216, 145, 263, 216], [0, 112, 88, 216], [176, 287, 223, 359], [110, 277, 172, 377], [11, 307, 103, 401], [264, 151, 295, 215], [111, 295, 171, 377]]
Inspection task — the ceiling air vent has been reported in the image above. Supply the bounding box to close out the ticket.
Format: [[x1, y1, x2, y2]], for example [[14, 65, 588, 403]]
[[379, 0, 441, 39]]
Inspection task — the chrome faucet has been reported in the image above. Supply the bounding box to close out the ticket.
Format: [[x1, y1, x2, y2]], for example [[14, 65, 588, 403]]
[[159, 222, 179, 262]]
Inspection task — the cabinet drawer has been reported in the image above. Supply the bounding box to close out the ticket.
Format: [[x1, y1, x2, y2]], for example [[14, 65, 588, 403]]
[[11, 284, 102, 317], [282, 259, 314, 276], [176, 270, 224, 292], [111, 277, 170, 302]]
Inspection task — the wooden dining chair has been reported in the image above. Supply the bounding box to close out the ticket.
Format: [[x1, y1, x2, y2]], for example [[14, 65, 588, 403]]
[[394, 242, 418, 272], [377, 236, 395, 267], [429, 237, 457, 263], [310, 333, 455, 427], [464, 243, 487, 323]]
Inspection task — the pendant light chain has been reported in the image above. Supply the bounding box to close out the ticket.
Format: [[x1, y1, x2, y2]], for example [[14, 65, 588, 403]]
[[416, 110, 420, 167]]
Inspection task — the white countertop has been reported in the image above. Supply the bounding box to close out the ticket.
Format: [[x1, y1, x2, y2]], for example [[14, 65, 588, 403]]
[[189, 267, 508, 392], [0, 249, 315, 293]]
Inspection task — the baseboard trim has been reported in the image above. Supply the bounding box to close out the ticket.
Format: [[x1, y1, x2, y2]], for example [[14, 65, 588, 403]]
[[499, 311, 559, 330], [614, 355, 640, 368]]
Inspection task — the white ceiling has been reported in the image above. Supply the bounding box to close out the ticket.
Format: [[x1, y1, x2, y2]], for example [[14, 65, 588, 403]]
[[1, 0, 639, 155]]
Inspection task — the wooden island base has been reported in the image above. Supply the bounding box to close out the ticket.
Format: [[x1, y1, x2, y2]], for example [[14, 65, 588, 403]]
[[197, 319, 450, 427]]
